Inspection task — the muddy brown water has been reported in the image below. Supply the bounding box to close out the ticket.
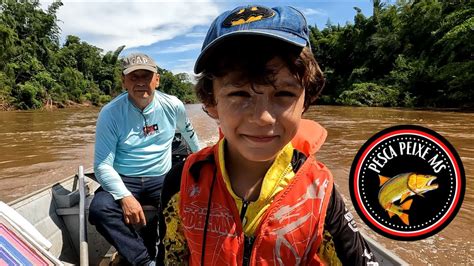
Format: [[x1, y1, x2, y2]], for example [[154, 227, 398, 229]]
[[0, 104, 472, 264]]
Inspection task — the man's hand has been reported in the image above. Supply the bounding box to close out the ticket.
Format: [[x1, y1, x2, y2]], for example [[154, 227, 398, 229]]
[[119, 195, 146, 226]]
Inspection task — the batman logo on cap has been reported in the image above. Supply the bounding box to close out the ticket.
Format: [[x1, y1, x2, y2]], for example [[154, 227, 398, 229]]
[[222, 6, 275, 27]]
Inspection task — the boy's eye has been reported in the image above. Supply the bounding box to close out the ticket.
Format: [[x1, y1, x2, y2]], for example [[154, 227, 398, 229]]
[[274, 90, 296, 97], [228, 91, 251, 97]]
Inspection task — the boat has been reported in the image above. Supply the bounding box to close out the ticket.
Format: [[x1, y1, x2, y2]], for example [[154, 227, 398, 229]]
[[1, 134, 408, 265], [2, 133, 190, 265]]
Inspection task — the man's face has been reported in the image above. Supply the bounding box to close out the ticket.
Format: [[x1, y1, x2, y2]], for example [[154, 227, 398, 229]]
[[122, 69, 159, 109], [208, 57, 305, 164]]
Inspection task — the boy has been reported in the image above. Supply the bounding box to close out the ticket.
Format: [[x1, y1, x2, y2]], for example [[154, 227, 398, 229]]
[[159, 5, 378, 265]]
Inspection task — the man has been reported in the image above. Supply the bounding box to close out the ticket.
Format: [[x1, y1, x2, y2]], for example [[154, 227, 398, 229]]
[[89, 53, 201, 265]]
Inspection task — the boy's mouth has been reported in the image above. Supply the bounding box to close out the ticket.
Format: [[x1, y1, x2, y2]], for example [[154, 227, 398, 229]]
[[242, 134, 278, 143]]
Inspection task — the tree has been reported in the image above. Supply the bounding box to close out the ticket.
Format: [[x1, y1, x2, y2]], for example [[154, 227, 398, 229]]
[[158, 68, 197, 103], [0, 1, 199, 109], [310, 0, 473, 108]]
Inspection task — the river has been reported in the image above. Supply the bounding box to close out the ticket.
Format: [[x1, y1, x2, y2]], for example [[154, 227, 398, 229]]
[[0, 104, 472, 264]]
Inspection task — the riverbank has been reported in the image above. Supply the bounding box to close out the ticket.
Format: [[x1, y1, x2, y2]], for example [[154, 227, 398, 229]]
[[411, 106, 474, 113], [43, 100, 96, 110], [0, 100, 97, 112], [2, 100, 474, 113]]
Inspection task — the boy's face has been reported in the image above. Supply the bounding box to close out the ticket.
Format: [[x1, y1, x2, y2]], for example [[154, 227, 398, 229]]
[[208, 57, 305, 163]]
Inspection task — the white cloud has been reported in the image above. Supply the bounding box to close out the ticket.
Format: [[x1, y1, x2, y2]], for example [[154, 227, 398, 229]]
[[157, 43, 202, 54], [40, 0, 220, 51], [185, 32, 207, 38], [169, 58, 196, 76], [300, 8, 328, 17]]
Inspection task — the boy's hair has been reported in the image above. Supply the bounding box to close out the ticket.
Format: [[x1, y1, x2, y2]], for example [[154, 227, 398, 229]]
[[195, 36, 325, 111]]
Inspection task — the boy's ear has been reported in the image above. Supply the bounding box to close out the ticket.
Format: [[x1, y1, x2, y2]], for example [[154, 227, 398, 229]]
[[204, 105, 219, 119]]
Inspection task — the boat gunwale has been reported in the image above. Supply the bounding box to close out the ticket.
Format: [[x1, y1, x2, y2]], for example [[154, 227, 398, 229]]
[[7, 167, 94, 206]]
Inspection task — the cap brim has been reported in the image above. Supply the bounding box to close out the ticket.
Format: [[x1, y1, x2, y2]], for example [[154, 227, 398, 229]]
[[194, 29, 307, 74], [123, 65, 157, 75]]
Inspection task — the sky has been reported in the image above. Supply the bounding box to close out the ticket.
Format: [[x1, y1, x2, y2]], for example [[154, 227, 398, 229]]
[[40, 0, 374, 76]]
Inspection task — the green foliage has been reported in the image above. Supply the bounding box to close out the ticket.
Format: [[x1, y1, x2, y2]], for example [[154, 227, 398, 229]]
[[434, 61, 474, 106], [311, 0, 473, 108], [3, 1, 470, 109], [337, 82, 400, 107], [15, 81, 45, 109], [0, 72, 14, 110], [158, 68, 197, 103], [0, 1, 194, 109], [60, 67, 86, 102]]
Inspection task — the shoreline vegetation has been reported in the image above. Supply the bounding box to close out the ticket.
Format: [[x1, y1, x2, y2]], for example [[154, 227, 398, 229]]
[[3, 102, 473, 115], [0, 1, 472, 111]]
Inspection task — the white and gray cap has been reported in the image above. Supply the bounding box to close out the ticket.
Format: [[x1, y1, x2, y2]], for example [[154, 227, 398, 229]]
[[121, 53, 157, 75]]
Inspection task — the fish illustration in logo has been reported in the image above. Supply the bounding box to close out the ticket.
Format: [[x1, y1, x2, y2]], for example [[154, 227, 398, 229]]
[[378, 173, 438, 225]]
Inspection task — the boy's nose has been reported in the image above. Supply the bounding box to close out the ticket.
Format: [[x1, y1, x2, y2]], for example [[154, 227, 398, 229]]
[[249, 97, 276, 126]]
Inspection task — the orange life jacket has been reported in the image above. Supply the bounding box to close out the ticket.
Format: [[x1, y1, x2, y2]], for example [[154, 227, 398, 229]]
[[179, 119, 334, 265]]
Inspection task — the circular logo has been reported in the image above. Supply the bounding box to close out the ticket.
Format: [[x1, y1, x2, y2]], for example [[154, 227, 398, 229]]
[[349, 125, 465, 241]]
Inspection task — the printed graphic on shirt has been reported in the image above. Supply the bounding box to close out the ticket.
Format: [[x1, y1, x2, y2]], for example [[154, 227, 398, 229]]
[[349, 125, 465, 241], [343, 208, 359, 232], [184, 120, 196, 139], [268, 178, 329, 264], [182, 201, 237, 237], [143, 124, 158, 136]]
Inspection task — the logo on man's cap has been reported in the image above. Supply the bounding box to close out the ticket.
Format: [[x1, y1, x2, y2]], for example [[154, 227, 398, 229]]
[[222, 6, 275, 27], [122, 53, 157, 75], [349, 125, 465, 241]]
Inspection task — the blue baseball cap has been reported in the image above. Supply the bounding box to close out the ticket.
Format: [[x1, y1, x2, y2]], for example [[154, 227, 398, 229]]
[[194, 5, 310, 74]]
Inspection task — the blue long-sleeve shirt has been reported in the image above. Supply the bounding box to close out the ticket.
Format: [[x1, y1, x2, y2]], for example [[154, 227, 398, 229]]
[[94, 91, 201, 200]]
